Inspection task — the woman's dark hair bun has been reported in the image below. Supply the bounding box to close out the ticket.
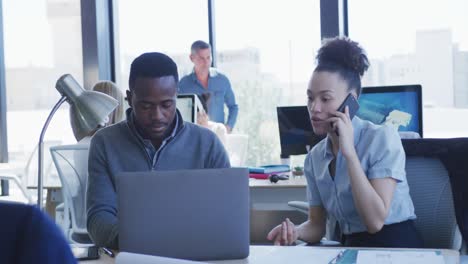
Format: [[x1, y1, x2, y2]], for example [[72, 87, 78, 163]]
[[316, 37, 369, 77]]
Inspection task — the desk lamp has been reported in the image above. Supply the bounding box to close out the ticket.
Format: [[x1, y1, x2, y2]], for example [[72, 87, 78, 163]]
[[37, 74, 118, 208]]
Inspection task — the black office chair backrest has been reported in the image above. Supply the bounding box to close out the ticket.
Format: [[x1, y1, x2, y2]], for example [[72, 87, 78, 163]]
[[402, 138, 468, 249], [405, 156, 460, 249]]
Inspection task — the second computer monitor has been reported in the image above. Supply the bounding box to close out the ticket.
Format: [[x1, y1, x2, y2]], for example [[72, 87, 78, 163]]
[[277, 106, 325, 157], [277, 84, 423, 157], [358, 84, 423, 137]]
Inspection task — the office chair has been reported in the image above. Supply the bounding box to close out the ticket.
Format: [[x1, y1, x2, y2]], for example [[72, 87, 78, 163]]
[[50, 143, 93, 245], [0, 202, 76, 263], [289, 138, 466, 250], [404, 155, 461, 249], [402, 138, 468, 250], [24, 140, 62, 188]]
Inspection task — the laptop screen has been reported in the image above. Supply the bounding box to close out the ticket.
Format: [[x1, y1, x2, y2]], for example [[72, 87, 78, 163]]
[[117, 168, 250, 261]]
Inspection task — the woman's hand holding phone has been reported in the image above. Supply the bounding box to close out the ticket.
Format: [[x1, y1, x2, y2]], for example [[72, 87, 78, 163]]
[[328, 93, 360, 159], [329, 106, 355, 158]]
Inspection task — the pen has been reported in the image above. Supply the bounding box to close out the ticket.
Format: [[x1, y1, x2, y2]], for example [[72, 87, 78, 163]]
[[101, 247, 115, 258]]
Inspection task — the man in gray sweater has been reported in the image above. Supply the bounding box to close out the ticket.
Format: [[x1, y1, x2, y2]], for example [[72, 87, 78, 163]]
[[86, 52, 230, 249]]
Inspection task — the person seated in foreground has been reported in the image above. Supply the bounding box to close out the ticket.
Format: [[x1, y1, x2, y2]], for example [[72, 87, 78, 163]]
[[0, 202, 76, 264], [86, 52, 230, 249]]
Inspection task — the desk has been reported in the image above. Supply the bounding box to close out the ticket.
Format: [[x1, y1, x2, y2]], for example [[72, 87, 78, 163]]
[[27, 184, 62, 218], [249, 177, 307, 210], [249, 177, 307, 243], [83, 245, 460, 264], [39, 177, 307, 237]]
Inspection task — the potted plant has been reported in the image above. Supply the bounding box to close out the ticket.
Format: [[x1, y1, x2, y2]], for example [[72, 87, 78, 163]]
[[292, 166, 304, 176]]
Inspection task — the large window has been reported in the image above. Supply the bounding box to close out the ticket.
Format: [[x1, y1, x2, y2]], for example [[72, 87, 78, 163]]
[[215, 0, 321, 166], [3, 0, 82, 172], [349, 0, 468, 138], [115, 0, 209, 90]]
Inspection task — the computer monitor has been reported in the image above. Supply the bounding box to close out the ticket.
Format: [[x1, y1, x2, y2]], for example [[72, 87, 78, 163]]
[[358, 84, 423, 137], [277, 106, 325, 157], [176, 94, 202, 123]]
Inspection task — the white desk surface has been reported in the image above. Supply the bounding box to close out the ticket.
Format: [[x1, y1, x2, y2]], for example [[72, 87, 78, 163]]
[[83, 245, 460, 264]]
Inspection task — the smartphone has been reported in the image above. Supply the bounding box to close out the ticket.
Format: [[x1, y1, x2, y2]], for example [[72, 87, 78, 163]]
[[333, 94, 360, 136], [70, 245, 100, 260], [337, 93, 360, 120]]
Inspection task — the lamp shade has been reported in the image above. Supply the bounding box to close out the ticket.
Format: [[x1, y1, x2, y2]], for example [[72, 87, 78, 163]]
[[56, 74, 118, 134]]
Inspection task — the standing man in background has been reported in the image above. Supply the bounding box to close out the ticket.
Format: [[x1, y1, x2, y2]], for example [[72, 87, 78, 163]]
[[179, 40, 238, 132]]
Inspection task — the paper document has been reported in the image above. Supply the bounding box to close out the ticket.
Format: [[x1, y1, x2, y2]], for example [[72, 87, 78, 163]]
[[357, 250, 445, 264], [116, 252, 209, 264]]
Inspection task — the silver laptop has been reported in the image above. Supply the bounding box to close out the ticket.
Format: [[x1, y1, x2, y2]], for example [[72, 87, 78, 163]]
[[116, 168, 250, 261]]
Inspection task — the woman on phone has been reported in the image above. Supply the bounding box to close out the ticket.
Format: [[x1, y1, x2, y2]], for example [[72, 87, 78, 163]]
[[267, 37, 422, 248]]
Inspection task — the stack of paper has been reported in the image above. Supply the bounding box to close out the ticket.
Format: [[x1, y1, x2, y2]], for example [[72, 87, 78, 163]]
[[356, 250, 445, 264]]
